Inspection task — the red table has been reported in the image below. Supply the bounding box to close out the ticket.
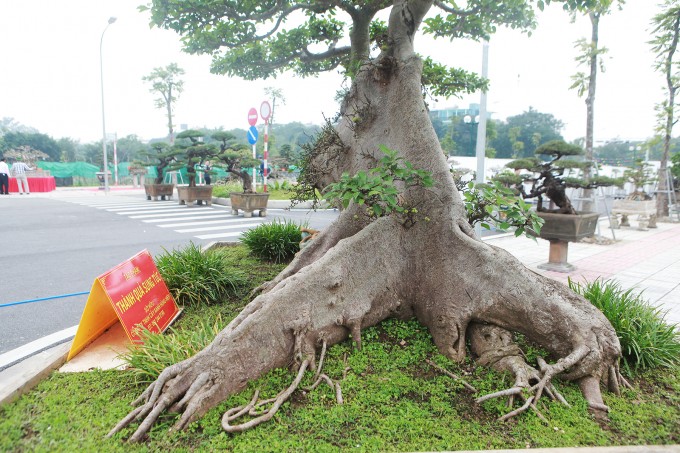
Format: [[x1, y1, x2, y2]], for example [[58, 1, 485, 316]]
[[9, 177, 57, 193]]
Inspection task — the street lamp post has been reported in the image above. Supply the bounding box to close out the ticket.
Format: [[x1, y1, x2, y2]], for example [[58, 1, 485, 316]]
[[100, 17, 116, 193], [463, 114, 480, 156]]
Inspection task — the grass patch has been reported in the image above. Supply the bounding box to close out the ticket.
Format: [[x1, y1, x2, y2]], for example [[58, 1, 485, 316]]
[[1, 257, 678, 451], [569, 278, 680, 373], [241, 220, 304, 263], [1, 318, 678, 451], [155, 243, 249, 306]]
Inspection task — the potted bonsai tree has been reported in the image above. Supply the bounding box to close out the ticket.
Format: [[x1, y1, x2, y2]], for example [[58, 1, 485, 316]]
[[503, 140, 622, 272], [171, 130, 218, 206], [138, 142, 177, 200], [611, 159, 657, 228], [212, 131, 269, 217]]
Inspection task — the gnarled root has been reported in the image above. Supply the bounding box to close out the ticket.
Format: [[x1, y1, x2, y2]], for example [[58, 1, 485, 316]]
[[223, 340, 346, 433], [470, 323, 576, 422], [107, 358, 225, 442]]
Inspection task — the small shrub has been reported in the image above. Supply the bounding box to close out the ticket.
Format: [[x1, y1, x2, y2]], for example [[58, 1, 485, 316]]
[[569, 278, 680, 373], [241, 220, 303, 263], [155, 243, 247, 306]]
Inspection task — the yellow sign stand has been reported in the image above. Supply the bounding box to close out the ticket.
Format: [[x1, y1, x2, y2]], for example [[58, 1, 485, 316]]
[[67, 279, 118, 360], [67, 250, 181, 361]]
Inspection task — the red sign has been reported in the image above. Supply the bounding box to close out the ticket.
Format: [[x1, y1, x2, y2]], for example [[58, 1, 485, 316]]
[[67, 250, 181, 360], [247, 107, 258, 126], [101, 250, 180, 342]]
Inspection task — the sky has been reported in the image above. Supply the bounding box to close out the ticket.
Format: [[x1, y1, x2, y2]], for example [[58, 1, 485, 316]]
[[0, 0, 665, 146]]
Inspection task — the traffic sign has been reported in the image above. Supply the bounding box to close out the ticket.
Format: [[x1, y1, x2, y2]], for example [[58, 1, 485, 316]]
[[260, 101, 272, 122], [247, 126, 258, 145], [247, 107, 258, 126]]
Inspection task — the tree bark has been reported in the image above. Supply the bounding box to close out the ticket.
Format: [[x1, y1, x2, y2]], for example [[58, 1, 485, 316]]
[[112, 0, 624, 441]]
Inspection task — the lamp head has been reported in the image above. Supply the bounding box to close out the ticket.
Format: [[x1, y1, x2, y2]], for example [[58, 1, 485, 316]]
[[108, 17, 117, 24]]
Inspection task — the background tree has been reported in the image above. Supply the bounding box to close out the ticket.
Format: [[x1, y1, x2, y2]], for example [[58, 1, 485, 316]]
[[142, 63, 185, 144], [113, 0, 625, 442], [0, 131, 61, 161], [489, 108, 564, 158], [568, 0, 622, 211], [650, 1, 680, 217]]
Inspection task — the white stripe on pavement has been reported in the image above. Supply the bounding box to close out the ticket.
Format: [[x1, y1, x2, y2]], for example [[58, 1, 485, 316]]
[[129, 210, 221, 219], [176, 222, 264, 233], [143, 214, 236, 223], [195, 231, 244, 239], [158, 217, 265, 228]]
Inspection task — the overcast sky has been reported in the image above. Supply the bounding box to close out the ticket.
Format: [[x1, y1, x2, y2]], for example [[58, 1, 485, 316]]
[[0, 1, 663, 146]]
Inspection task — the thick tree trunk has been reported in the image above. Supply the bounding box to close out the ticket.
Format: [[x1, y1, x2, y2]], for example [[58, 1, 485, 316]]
[[112, 3, 623, 441]]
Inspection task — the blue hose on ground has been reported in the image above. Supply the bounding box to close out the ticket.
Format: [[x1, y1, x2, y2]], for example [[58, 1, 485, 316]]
[[0, 291, 89, 309]]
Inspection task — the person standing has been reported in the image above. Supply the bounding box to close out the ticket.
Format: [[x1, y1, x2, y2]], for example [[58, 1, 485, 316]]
[[203, 161, 212, 185], [11, 160, 33, 195], [0, 158, 10, 195]]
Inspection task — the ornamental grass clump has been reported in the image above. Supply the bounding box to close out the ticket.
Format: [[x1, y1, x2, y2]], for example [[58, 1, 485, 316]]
[[241, 220, 304, 263], [155, 243, 247, 306], [569, 278, 680, 373]]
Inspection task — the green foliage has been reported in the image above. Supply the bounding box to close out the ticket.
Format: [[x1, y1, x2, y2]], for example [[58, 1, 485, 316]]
[[212, 130, 258, 192], [136, 141, 177, 184], [155, 243, 247, 306], [421, 58, 489, 98], [323, 146, 433, 223], [241, 220, 304, 263], [169, 130, 219, 187], [488, 108, 565, 159], [624, 159, 656, 192], [672, 151, 680, 180], [535, 140, 584, 159], [462, 180, 544, 237], [569, 278, 680, 373]]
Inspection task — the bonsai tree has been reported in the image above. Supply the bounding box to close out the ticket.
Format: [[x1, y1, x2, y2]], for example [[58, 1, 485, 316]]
[[623, 159, 656, 200], [211, 131, 260, 192], [136, 142, 177, 185], [504, 140, 622, 214], [112, 1, 631, 442], [170, 130, 218, 187]]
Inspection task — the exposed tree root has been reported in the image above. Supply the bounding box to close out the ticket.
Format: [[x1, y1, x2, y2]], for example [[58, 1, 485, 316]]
[[425, 359, 477, 392], [222, 359, 310, 433]]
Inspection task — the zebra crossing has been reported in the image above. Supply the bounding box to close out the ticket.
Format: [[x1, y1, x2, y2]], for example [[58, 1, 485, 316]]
[[60, 195, 268, 241]]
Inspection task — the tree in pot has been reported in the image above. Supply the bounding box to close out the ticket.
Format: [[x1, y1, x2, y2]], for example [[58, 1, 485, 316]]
[[502, 140, 622, 271], [171, 130, 218, 206], [137, 142, 178, 200], [111, 1, 630, 442], [612, 159, 658, 228], [211, 131, 269, 217]]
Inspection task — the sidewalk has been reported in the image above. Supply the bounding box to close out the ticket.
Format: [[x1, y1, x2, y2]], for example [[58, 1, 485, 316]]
[[485, 219, 680, 325], [1, 217, 679, 406]]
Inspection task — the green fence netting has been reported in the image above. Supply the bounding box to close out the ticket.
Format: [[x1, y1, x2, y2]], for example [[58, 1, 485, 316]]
[[36, 161, 235, 186]]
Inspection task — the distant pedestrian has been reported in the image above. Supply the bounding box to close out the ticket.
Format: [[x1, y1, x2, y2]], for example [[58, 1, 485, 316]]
[[0, 158, 10, 195], [204, 161, 212, 185], [11, 160, 34, 195]]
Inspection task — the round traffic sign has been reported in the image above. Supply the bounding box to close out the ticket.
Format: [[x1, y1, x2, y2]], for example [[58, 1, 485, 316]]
[[247, 107, 258, 126], [260, 101, 272, 121], [247, 126, 258, 145]]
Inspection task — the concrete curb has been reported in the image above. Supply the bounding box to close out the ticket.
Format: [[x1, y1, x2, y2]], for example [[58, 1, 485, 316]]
[[0, 342, 70, 406]]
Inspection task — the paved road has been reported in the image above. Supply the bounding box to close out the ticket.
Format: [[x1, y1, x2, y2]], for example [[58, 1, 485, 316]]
[[0, 191, 338, 354]]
